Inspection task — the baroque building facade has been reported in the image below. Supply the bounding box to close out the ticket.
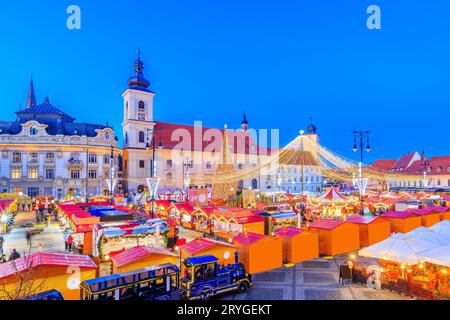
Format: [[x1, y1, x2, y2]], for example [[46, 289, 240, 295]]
[[0, 79, 121, 198]]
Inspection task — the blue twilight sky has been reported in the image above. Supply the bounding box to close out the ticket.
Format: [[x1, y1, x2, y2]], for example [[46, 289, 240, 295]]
[[0, 0, 449, 163]]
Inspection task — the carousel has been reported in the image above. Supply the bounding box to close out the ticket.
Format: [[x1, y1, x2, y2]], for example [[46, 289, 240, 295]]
[[310, 188, 358, 220]]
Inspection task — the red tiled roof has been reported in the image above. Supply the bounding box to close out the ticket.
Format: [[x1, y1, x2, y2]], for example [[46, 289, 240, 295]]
[[233, 232, 265, 245], [153, 121, 272, 155], [180, 238, 234, 255], [274, 227, 303, 238], [391, 152, 418, 170], [110, 246, 178, 267], [308, 219, 345, 230], [0, 252, 97, 279], [404, 156, 450, 176], [371, 159, 396, 171]]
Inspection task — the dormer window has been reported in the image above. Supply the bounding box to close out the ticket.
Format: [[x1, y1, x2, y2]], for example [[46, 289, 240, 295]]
[[30, 126, 38, 136], [105, 132, 110, 140]]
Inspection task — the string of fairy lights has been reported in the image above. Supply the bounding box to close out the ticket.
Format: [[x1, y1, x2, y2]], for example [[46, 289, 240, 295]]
[[118, 133, 422, 189]]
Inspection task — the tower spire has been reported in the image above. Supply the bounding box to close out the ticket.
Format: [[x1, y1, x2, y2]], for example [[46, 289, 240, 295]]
[[26, 75, 37, 108], [241, 113, 248, 131], [127, 49, 150, 90]]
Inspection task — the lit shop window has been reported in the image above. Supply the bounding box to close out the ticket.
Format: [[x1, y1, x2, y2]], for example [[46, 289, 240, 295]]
[[11, 168, 22, 180], [28, 168, 39, 180]]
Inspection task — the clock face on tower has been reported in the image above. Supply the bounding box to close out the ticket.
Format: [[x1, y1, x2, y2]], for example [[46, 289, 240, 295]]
[[138, 113, 146, 121]]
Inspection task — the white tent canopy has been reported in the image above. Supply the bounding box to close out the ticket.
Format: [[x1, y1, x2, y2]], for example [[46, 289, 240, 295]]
[[419, 244, 450, 267], [430, 220, 450, 235], [405, 227, 450, 246], [358, 233, 440, 265]]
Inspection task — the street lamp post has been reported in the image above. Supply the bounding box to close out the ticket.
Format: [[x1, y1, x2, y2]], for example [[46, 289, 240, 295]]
[[421, 151, 430, 188], [109, 145, 115, 201], [146, 128, 163, 219], [352, 130, 371, 215]]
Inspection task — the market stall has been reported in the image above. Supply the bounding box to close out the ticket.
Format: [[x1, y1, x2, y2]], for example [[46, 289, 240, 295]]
[[409, 208, 442, 228], [232, 232, 283, 274], [0, 252, 97, 300], [382, 211, 422, 233], [430, 220, 450, 237], [274, 227, 319, 264], [347, 216, 391, 247], [191, 207, 214, 234], [259, 211, 299, 235], [94, 219, 170, 262], [308, 219, 360, 256], [179, 238, 236, 270], [210, 208, 265, 239], [110, 246, 179, 273]]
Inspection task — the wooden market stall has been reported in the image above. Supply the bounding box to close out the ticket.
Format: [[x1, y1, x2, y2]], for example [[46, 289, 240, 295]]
[[259, 211, 299, 235], [434, 207, 450, 221], [274, 227, 319, 264], [409, 208, 442, 227], [210, 208, 265, 239], [347, 216, 391, 247], [191, 207, 214, 234], [308, 219, 360, 256], [0, 252, 97, 300], [179, 238, 236, 270], [383, 211, 422, 233], [232, 232, 283, 274], [110, 246, 179, 274]]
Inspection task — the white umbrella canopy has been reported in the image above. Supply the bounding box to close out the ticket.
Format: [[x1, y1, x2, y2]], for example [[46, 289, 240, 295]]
[[429, 220, 450, 236], [358, 233, 440, 265], [418, 244, 450, 267], [405, 227, 450, 246]]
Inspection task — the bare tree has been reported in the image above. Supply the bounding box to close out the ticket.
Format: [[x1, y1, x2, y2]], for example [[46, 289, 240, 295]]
[[0, 246, 47, 300]]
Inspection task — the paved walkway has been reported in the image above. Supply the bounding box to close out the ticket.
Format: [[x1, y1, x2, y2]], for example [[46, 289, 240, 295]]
[[3, 225, 65, 257], [220, 256, 412, 300]]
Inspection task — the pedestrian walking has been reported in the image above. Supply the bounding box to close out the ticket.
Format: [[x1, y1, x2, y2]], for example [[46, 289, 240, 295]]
[[67, 234, 74, 253], [9, 249, 20, 261], [26, 228, 32, 245]]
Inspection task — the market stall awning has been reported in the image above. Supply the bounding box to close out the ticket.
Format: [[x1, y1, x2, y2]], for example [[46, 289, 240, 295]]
[[110, 246, 178, 267], [405, 227, 450, 246], [429, 220, 450, 235], [358, 233, 439, 265], [259, 211, 297, 220], [418, 244, 450, 267]]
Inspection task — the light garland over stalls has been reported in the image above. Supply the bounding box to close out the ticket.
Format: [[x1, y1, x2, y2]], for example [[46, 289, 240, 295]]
[[123, 133, 423, 188]]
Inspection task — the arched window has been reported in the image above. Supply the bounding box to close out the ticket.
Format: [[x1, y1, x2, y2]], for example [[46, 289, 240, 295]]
[[237, 180, 244, 190], [138, 131, 145, 143], [125, 101, 129, 115], [138, 101, 145, 112], [105, 132, 110, 140], [251, 179, 258, 190], [125, 132, 129, 145]]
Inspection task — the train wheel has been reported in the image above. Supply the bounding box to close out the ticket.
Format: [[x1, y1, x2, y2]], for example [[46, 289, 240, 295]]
[[199, 288, 213, 300], [238, 283, 248, 293]]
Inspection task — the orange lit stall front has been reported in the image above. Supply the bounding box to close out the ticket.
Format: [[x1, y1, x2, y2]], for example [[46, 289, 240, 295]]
[[308, 219, 360, 256], [275, 227, 319, 264], [232, 232, 283, 274], [0, 252, 97, 300], [347, 215, 391, 247], [383, 211, 422, 233]]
